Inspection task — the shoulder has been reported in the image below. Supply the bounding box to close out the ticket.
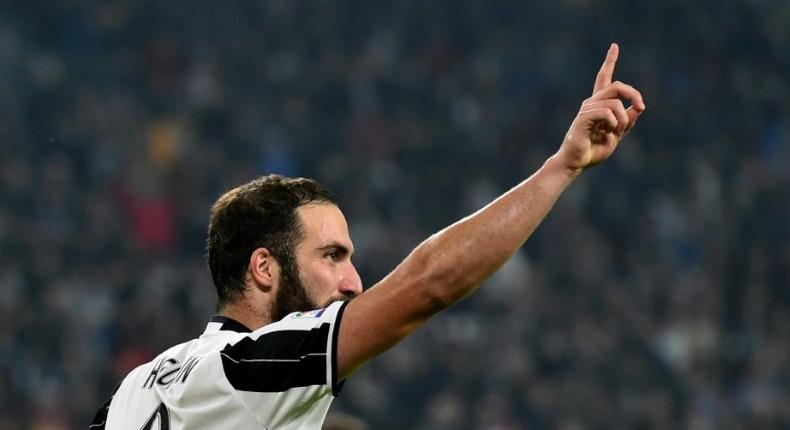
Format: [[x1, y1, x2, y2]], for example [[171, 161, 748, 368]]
[[218, 301, 350, 393]]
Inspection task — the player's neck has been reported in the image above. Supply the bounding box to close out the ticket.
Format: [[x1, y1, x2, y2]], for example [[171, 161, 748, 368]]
[[218, 299, 272, 332]]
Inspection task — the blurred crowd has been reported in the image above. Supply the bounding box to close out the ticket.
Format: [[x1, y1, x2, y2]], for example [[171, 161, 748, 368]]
[[0, 0, 788, 428]]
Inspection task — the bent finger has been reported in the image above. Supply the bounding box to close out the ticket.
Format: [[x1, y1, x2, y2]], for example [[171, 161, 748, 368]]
[[583, 99, 628, 132], [579, 107, 618, 131], [591, 81, 645, 112], [624, 106, 644, 133]]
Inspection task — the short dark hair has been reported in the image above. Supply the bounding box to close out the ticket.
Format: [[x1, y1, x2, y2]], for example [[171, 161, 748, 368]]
[[206, 174, 336, 308]]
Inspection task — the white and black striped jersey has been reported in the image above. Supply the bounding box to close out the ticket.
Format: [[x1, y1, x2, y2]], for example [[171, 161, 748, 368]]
[[89, 301, 348, 430]]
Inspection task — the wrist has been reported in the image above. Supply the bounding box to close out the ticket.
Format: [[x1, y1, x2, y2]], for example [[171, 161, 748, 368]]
[[544, 154, 583, 182]]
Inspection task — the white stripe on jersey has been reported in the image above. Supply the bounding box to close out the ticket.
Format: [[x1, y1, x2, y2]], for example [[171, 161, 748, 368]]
[[220, 352, 327, 363]]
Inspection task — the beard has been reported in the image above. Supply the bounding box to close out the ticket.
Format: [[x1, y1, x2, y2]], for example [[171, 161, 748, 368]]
[[269, 256, 357, 322], [269, 256, 318, 322]]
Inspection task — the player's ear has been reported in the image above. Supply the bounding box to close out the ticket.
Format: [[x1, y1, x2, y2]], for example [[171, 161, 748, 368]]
[[248, 247, 278, 292]]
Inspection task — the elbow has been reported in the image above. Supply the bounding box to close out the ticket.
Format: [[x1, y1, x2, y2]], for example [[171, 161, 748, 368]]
[[421, 270, 478, 312], [413, 236, 473, 312], [420, 278, 456, 314]]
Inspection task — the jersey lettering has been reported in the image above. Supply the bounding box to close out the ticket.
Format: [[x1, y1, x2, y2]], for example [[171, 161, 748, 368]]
[[176, 356, 200, 384], [140, 403, 170, 430], [142, 357, 201, 390]]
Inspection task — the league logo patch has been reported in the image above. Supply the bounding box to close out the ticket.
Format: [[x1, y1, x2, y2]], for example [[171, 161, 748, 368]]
[[291, 308, 326, 319]]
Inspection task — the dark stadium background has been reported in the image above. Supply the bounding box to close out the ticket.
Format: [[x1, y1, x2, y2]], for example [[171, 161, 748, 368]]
[[1, 0, 788, 428]]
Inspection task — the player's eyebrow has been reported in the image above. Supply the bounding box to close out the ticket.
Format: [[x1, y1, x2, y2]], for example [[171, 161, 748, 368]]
[[316, 242, 354, 259]]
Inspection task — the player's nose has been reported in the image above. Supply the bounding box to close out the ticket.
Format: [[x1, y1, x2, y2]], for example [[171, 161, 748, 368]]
[[339, 264, 363, 297]]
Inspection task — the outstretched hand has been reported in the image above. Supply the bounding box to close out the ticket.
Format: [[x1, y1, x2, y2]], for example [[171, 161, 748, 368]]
[[556, 43, 646, 175]]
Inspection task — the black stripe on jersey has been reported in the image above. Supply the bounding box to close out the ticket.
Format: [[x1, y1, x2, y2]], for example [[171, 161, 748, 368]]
[[209, 315, 252, 333], [331, 302, 348, 396], [221, 323, 330, 392], [87, 384, 119, 430]]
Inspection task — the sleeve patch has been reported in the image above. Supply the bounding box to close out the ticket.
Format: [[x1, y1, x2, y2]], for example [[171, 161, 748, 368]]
[[289, 308, 327, 319]]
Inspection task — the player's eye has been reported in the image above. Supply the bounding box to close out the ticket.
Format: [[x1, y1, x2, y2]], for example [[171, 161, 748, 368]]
[[325, 250, 340, 261]]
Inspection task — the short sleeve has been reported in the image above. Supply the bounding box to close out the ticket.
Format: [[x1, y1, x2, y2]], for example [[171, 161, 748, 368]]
[[219, 301, 349, 426], [220, 301, 348, 394]]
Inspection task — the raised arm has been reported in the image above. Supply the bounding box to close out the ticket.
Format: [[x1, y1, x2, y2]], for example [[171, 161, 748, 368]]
[[337, 43, 645, 379]]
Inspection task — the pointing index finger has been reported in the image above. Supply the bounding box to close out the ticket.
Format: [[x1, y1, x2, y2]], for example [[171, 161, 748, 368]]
[[593, 43, 619, 95]]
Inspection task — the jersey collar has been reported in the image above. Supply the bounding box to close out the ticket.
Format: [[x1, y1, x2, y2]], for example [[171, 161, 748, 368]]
[[207, 315, 252, 333]]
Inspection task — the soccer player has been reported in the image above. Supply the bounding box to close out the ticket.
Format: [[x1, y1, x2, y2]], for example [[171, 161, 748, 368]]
[[90, 43, 644, 429]]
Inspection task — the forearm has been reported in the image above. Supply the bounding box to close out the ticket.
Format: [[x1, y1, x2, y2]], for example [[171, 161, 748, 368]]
[[395, 154, 579, 310]]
